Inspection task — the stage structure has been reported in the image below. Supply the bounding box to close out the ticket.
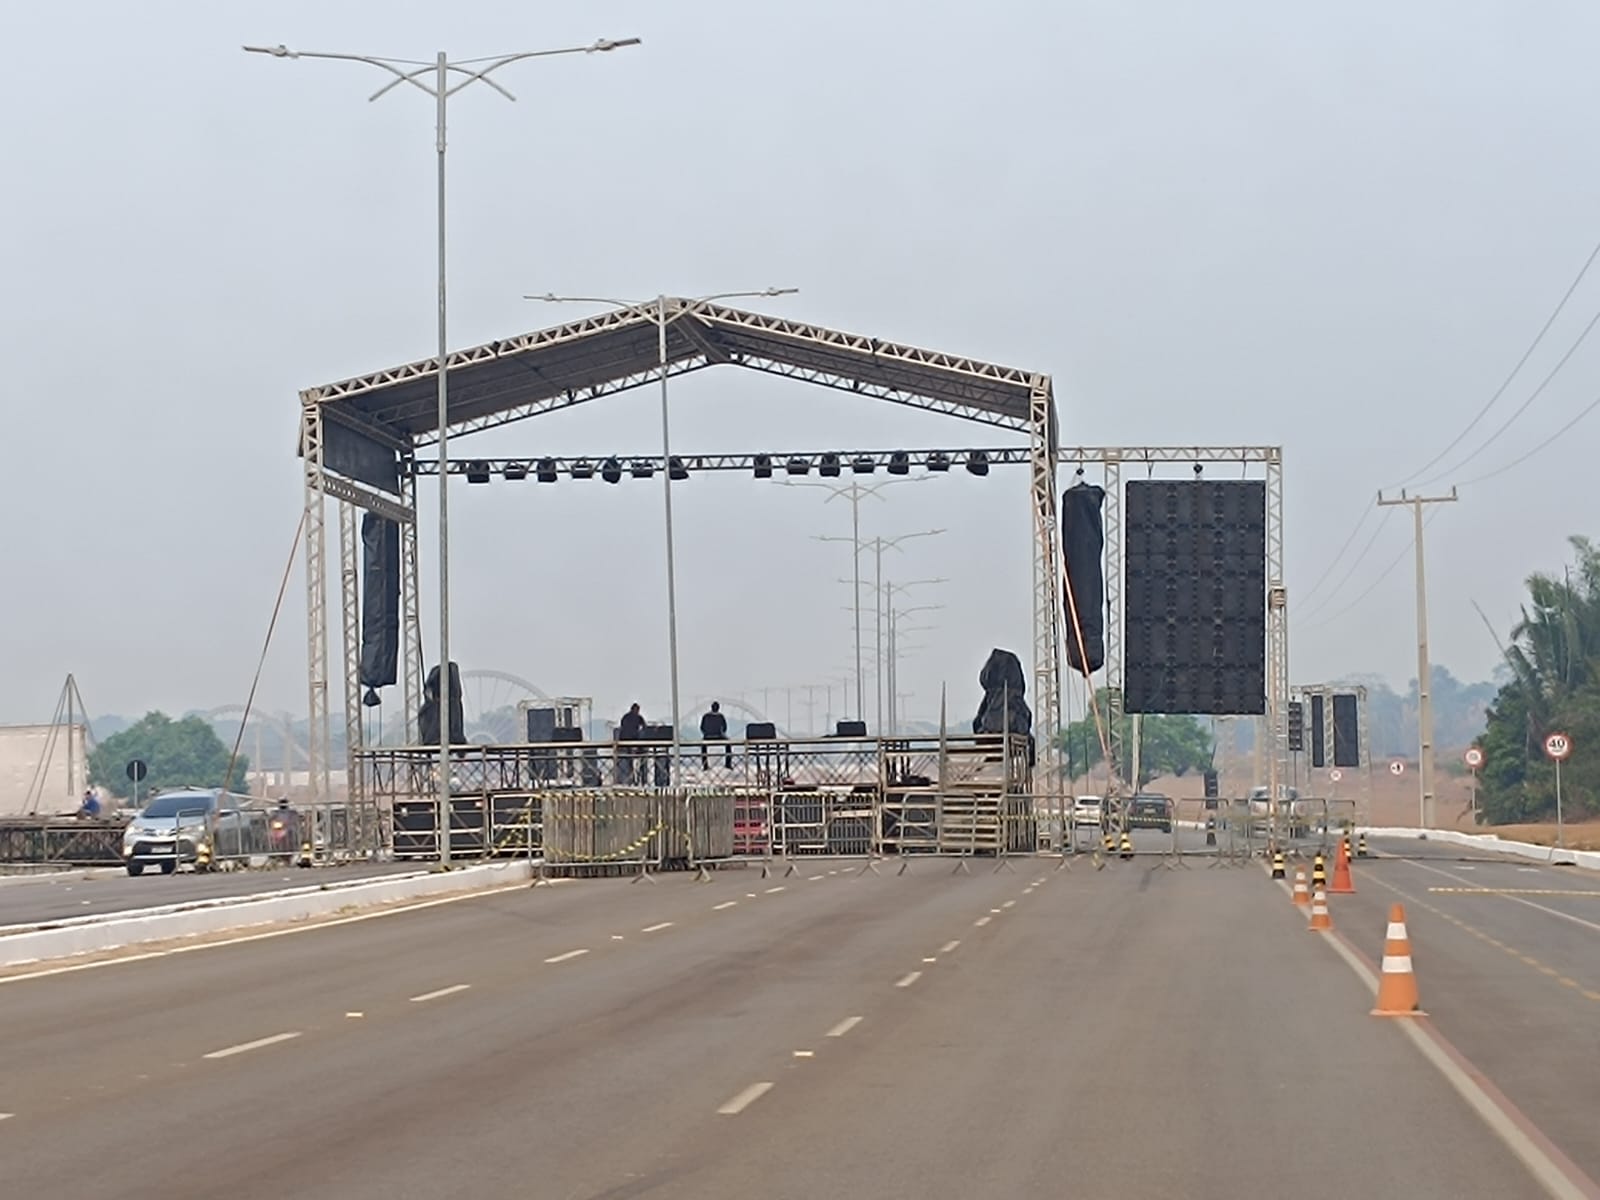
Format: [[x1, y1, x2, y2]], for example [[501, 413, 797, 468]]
[[1062, 447, 1286, 830], [295, 299, 1064, 820]]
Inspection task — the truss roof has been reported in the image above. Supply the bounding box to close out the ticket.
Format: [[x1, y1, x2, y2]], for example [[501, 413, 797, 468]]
[[301, 298, 1053, 444]]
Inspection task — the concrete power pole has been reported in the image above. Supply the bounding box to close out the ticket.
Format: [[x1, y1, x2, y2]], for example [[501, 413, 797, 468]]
[[1377, 488, 1457, 829]]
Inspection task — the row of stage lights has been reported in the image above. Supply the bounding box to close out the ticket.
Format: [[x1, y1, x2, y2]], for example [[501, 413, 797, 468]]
[[462, 449, 994, 484]]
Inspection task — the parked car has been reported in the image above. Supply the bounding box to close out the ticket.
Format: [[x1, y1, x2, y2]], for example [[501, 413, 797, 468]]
[[1129, 793, 1173, 834], [1072, 796, 1104, 828]]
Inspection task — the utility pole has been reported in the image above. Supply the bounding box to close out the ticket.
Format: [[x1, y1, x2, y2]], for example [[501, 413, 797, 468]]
[[1377, 488, 1457, 829]]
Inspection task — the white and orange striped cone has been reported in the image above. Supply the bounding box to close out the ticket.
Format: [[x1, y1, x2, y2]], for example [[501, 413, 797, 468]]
[[1371, 903, 1426, 1017], [1291, 868, 1310, 906], [1307, 887, 1332, 931]]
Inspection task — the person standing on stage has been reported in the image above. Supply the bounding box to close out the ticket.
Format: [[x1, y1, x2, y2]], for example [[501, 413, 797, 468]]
[[699, 701, 731, 770], [618, 703, 646, 783]]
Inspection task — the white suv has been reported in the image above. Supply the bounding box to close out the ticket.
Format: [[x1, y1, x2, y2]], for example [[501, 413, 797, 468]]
[[1072, 796, 1103, 828]]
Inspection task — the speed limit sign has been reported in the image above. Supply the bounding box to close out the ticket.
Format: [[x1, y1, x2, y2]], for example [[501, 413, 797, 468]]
[[1545, 733, 1573, 762], [1389, 760, 1406, 776], [1464, 747, 1485, 770], [1329, 769, 1344, 783]]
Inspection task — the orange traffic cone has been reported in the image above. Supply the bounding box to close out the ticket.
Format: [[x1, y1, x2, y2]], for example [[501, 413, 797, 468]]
[[1329, 838, 1356, 894], [1371, 903, 1426, 1017], [1291, 868, 1310, 906], [1307, 887, 1332, 931]]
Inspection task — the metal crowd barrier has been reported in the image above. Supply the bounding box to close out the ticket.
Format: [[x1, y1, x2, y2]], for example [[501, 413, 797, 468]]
[[0, 816, 128, 865]]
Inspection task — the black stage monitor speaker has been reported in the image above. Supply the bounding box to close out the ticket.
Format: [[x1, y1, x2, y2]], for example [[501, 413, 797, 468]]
[[642, 724, 673, 741], [746, 722, 777, 740], [552, 726, 583, 742], [1332, 693, 1360, 768], [835, 720, 867, 737], [525, 707, 557, 743], [1310, 694, 1327, 768], [1124, 479, 1266, 715]]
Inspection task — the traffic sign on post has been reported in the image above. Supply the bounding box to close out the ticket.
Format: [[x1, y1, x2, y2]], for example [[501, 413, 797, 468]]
[[1464, 747, 1485, 770], [1329, 769, 1343, 783], [1544, 733, 1572, 762], [1389, 760, 1406, 776], [125, 759, 147, 783]]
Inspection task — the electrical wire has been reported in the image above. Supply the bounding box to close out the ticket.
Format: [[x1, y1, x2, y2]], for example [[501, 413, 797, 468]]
[[1396, 233, 1600, 488], [1413, 300, 1600, 488], [1300, 509, 1440, 632], [1458, 388, 1600, 487], [1296, 504, 1374, 610], [1297, 507, 1397, 621]]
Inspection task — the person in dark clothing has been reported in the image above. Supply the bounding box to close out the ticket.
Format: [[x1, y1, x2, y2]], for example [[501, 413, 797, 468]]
[[618, 703, 646, 783], [700, 701, 731, 770]]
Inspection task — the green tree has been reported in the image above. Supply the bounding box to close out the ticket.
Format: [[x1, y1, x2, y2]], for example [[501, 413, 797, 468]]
[[1478, 537, 1600, 825], [88, 712, 250, 800], [1057, 690, 1214, 789]]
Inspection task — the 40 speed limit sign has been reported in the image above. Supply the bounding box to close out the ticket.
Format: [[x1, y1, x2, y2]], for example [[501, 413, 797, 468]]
[[1544, 733, 1573, 762]]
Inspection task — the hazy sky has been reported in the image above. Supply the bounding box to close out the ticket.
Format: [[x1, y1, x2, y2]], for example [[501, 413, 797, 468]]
[[6, 0, 1600, 731]]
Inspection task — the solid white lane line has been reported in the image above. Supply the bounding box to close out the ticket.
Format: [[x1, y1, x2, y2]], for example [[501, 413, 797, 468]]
[[641, 922, 674, 933], [714, 900, 738, 910], [409, 983, 470, 1003], [766, 886, 786, 894], [975, 916, 992, 927], [895, 971, 922, 988], [718, 1081, 774, 1115], [940, 940, 961, 954], [826, 1016, 863, 1038], [545, 949, 589, 964], [203, 1031, 302, 1060]]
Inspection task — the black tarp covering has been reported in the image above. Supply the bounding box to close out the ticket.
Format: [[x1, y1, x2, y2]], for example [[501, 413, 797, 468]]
[[1061, 482, 1106, 674], [359, 513, 400, 690], [972, 648, 1035, 765], [418, 662, 466, 746]]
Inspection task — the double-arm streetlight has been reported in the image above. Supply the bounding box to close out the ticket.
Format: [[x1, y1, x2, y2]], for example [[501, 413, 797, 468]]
[[782, 476, 931, 724], [886, 601, 943, 734], [529, 289, 798, 778], [246, 35, 640, 865], [819, 531, 944, 733]]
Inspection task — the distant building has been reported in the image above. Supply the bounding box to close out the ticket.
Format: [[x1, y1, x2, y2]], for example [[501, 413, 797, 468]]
[[0, 723, 91, 817]]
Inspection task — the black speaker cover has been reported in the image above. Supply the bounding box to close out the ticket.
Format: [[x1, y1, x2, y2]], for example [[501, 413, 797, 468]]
[[1060, 483, 1106, 674], [1332, 693, 1360, 767], [358, 514, 400, 690], [835, 720, 867, 737], [746, 722, 777, 740], [418, 662, 465, 746]]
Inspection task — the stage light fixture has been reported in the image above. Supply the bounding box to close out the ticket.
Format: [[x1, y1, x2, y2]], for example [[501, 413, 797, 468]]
[[536, 458, 558, 483], [630, 459, 655, 479], [753, 453, 773, 479], [966, 450, 989, 477], [571, 459, 595, 480], [926, 451, 951, 473], [852, 454, 876, 475], [888, 451, 910, 476], [669, 455, 688, 481], [600, 457, 622, 484], [503, 463, 529, 482], [819, 452, 841, 478], [465, 460, 491, 484], [786, 455, 812, 476]]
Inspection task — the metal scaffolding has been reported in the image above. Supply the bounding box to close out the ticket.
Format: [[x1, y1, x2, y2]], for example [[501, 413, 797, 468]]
[[295, 299, 1064, 818]]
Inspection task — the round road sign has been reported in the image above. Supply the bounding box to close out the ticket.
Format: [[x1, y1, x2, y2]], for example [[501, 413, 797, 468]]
[[125, 758, 148, 783], [1545, 733, 1573, 762], [1329, 769, 1343, 783], [1464, 747, 1485, 770], [1389, 760, 1406, 776]]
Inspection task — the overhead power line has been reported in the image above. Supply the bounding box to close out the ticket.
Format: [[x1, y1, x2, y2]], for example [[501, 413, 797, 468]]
[[1458, 388, 1600, 486], [1297, 507, 1397, 622], [1301, 509, 1440, 632]]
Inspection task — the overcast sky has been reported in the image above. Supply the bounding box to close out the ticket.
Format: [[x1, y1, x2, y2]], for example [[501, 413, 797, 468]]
[[5, 0, 1600, 732]]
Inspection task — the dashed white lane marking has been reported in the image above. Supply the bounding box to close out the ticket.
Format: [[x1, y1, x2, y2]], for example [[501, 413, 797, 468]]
[[203, 1031, 302, 1060], [611, 935, 625, 940], [346, 1012, 364, 1019], [1002, 900, 1017, 909], [714, 900, 739, 910], [810, 875, 825, 882], [747, 892, 758, 898], [1023, 888, 1035, 895], [895, 971, 923, 988], [826, 1016, 863, 1038], [975, 916, 992, 927], [409, 983, 470, 1003], [922, 956, 938, 963], [940, 940, 961, 954], [545, 949, 589, 964], [718, 1081, 774, 1115], [641, 922, 674, 933], [766, 886, 786, 894], [0, 1113, 13, 1122], [793, 1049, 814, 1058]]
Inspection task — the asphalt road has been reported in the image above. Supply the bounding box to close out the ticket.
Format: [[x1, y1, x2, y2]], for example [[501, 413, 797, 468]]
[[1335, 837, 1600, 1185], [0, 854, 1574, 1199], [0, 861, 424, 927]]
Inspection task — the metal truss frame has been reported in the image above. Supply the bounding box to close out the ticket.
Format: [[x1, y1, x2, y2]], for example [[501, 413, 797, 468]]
[[1074, 447, 1284, 821], [413, 446, 1030, 478], [1294, 681, 1373, 822], [296, 300, 1061, 817]]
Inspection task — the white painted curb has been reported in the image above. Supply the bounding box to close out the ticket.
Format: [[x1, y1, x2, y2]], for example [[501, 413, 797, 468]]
[[0, 861, 534, 967], [1359, 827, 1600, 872]]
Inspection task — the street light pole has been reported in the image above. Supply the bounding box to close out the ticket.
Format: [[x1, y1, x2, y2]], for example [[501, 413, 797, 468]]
[[532, 289, 797, 780], [780, 476, 930, 723], [246, 35, 640, 867], [1377, 488, 1457, 829]]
